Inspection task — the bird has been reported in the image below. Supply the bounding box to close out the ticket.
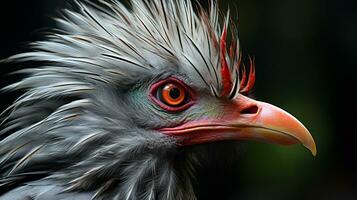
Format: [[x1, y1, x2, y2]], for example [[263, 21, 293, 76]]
[[0, 0, 316, 199]]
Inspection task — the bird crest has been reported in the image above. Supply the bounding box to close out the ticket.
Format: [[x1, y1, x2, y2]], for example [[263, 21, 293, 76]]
[[218, 24, 256, 97], [0, 0, 258, 199]]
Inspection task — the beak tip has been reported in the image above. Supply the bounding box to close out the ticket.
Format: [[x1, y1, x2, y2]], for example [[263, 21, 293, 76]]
[[311, 146, 317, 157], [310, 147, 317, 156], [305, 140, 317, 156]]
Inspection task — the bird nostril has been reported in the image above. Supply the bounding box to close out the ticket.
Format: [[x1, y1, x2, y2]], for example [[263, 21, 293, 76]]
[[241, 105, 259, 115]]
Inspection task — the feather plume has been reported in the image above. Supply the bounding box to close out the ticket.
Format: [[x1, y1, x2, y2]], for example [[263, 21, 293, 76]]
[[0, 0, 253, 199]]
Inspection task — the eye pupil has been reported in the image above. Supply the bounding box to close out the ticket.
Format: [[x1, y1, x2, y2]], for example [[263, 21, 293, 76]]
[[160, 83, 186, 106], [169, 87, 181, 99], [150, 78, 194, 112]]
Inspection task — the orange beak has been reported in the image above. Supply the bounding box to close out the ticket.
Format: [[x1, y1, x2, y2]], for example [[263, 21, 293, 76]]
[[160, 94, 317, 156]]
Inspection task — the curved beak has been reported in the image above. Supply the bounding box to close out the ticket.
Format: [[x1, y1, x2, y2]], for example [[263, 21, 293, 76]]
[[160, 94, 317, 156]]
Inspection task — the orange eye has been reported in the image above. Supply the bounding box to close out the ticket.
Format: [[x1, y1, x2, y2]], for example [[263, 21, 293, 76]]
[[150, 77, 195, 112], [161, 83, 186, 106]]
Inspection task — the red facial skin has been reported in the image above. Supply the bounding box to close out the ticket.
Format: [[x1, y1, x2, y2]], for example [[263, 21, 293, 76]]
[[158, 93, 317, 156], [149, 77, 316, 155]]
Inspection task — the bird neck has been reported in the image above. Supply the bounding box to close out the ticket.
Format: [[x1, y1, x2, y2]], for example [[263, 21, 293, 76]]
[[114, 151, 198, 200], [83, 148, 199, 200], [56, 140, 199, 200]]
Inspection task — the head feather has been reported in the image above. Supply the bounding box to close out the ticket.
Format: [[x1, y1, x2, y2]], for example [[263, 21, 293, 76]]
[[0, 0, 255, 199]]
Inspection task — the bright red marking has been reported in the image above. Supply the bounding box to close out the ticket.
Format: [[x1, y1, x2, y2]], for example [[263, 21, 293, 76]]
[[239, 65, 247, 89], [239, 56, 256, 94], [229, 38, 236, 59], [220, 25, 233, 97]]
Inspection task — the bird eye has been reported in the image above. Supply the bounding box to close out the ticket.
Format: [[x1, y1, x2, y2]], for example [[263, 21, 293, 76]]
[[160, 83, 185, 106], [149, 78, 195, 112]]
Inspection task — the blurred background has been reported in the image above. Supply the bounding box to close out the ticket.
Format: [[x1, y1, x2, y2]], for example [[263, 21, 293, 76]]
[[0, 0, 356, 199]]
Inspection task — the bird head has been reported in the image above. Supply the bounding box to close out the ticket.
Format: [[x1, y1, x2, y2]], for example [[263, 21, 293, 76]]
[[0, 0, 316, 199]]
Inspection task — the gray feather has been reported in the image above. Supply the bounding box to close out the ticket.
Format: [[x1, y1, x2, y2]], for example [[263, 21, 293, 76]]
[[0, 0, 242, 199]]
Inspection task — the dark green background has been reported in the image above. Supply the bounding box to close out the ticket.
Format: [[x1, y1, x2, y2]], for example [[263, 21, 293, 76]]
[[0, 0, 356, 199]]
